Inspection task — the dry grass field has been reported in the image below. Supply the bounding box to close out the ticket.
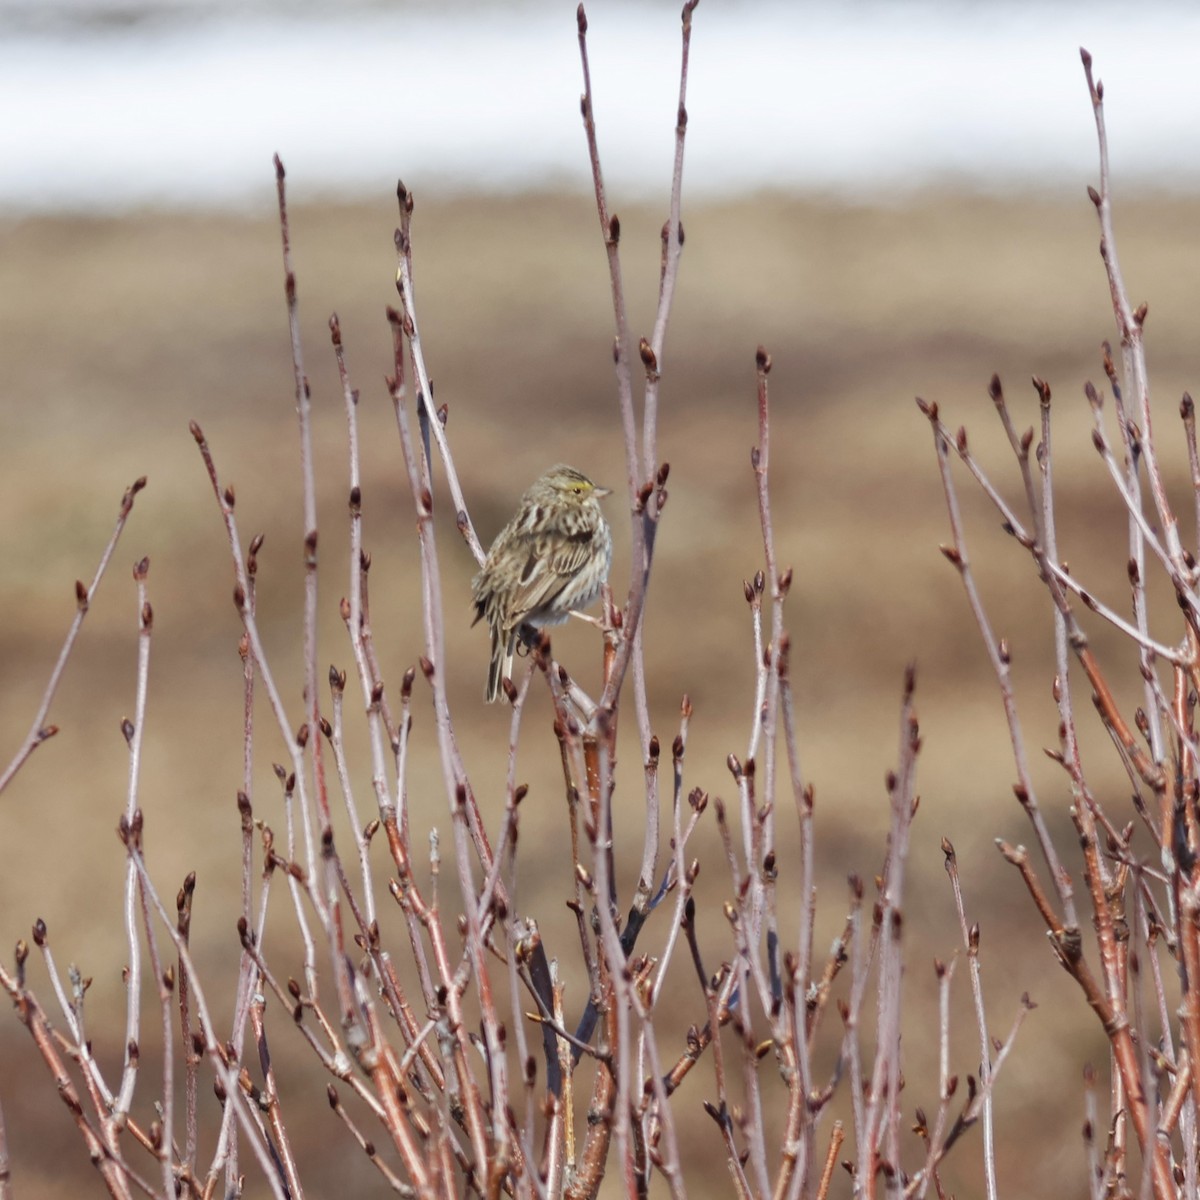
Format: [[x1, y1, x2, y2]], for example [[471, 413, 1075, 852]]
[[2, 188, 1199, 1196]]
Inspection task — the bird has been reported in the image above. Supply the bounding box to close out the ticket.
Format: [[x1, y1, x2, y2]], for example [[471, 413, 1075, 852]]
[[472, 464, 613, 702]]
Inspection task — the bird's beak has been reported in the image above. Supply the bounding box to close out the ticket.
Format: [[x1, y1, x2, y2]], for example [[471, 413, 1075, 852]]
[[594, 485, 613, 500]]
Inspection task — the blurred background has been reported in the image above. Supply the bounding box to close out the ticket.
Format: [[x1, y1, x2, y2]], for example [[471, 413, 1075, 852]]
[[2, 1, 1199, 1196]]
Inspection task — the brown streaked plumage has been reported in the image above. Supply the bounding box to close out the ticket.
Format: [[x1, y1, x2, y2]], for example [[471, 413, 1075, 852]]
[[472, 465, 613, 702]]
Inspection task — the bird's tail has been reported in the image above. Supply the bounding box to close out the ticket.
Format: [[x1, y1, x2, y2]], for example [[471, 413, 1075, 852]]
[[485, 628, 516, 703]]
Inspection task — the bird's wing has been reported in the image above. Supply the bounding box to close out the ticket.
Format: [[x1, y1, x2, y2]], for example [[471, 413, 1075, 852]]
[[507, 530, 596, 626]]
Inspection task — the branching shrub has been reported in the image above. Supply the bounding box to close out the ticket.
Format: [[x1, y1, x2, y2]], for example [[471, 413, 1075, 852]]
[[1, 13, 1193, 1200]]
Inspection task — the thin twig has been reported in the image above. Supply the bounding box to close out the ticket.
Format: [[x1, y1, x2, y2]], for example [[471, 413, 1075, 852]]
[[0, 476, 146, 796]]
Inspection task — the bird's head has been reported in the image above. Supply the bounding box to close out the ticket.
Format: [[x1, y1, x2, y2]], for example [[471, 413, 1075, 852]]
[[542, 464, 612, 502]]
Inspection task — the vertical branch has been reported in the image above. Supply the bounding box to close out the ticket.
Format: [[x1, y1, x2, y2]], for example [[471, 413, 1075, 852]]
[[1098, 348, 1168, 775], [223, 533, 263, 1189], [273, 156, 332, 839], [391, 188, 484, 566], [176, 869, 199, 1183], [863, 669, 921, 1187], [941, 841, 996, 1200], [749, 345, 788, 1028], [271, 161, 363, 1054], [1182, 393, 1200, 558], [780, 648, 816, 1200], [1081, 1065, 1107, 1200], [577, 6, 674, 719], [1031, 379, 1093, 828], [391, 214, 499, 882], [910, 958, 957, 1200], [248, 997, 306, 1200], [329, 315, 381, 922], [575, 4, 638, 503], [1080, 51, 1185, 574], [132, 817, 178, 1200], [641, 0, 697, 481], [590, 738, 638, 1196], [622, 0, 699, 793], [114, 557, 153, 1121]]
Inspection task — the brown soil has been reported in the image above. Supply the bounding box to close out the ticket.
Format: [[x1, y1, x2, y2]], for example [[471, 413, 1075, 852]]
[[1, 190, 1197, 1197]]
